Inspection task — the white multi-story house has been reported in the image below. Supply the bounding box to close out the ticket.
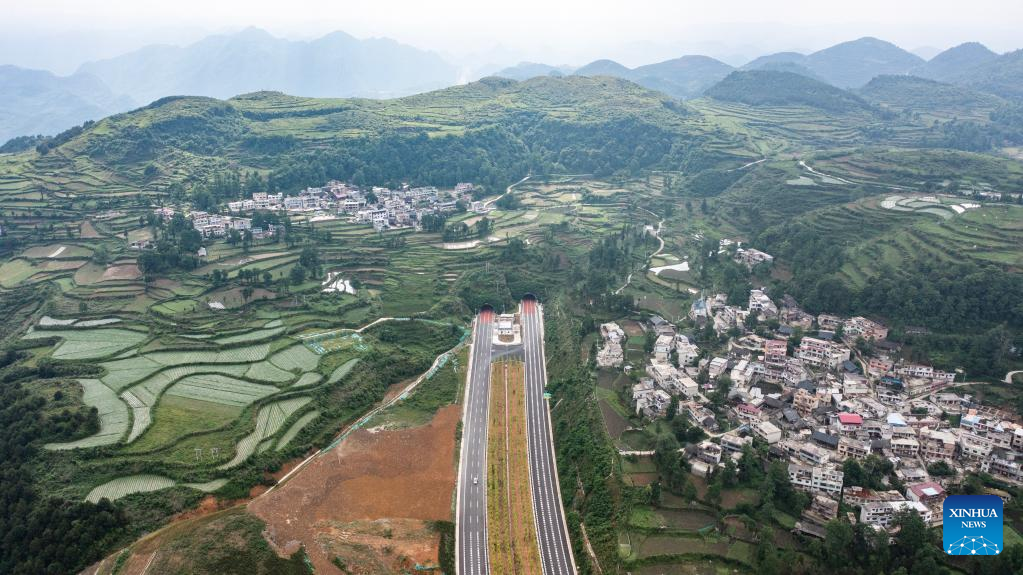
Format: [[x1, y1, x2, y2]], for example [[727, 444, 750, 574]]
[[676, 335, 700, 366], [788, 463, 844, 497], [860, 500, 931, 528], [752, 419, 782, 444], [797, 337, 851, 370], [748, 289, 778, 318]]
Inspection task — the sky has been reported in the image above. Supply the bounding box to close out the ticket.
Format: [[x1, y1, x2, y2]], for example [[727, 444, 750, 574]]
[[3, 0, 1022, 74]]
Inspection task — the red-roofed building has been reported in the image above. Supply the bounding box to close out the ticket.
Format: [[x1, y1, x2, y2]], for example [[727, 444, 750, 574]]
[[906, 482, 946, 506], [837, 413, 862, 424], [836, 412, 863, 433], [735, 403, 762, 422]]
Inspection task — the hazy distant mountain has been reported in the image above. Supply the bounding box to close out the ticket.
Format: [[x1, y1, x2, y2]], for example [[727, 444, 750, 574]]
[[705, 70, 871, 113], [573, 56, 733, 99], [741, 55, 827, 82], [573, 59, 634, 78], [802, 37, 924, 88], [0, 65, 135, 144], [630, 56, 734, 98], [913, 42, 999, 82], [949, 49, 1023, 101], [78, 27, 458, 105], [741, 51, 805, 70], [494, 62, 574, 80], [744, 38, 924, 88]]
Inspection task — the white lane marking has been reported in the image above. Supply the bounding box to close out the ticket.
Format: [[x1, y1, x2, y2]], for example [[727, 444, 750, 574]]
[[523, 303, 574, 575]]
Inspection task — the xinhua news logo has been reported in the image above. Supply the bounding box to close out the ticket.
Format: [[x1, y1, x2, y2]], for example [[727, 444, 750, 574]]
[[943, 495, 1003, 556]]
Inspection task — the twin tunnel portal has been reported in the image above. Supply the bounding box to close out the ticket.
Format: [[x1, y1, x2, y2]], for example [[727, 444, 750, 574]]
[[456, 296, 576, 575]]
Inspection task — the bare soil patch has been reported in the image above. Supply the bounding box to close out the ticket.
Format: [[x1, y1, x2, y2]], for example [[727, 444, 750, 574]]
[[599, 399, 629, 439], [80, 220, 102, 238], [621, 319, 645, 337], [101, 264, 141, 281], [249, 405, 460, 572]]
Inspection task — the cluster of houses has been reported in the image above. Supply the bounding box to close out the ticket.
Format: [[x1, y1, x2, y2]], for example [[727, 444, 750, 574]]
[[226, 181, 477, 232], [717, 238, 774, 270], [609, 289, 1016, 540], [147, 206, 280, 241]]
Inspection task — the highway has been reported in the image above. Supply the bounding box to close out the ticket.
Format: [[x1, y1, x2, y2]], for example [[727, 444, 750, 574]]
[[456, 308, 495, 575], [521, 297, 577, 575]]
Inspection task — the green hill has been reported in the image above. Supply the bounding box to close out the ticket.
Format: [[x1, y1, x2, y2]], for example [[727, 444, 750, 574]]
[[704, 70, 872, 113], [953, 49, 1023, 102], [4, 75, 751, 197], [859, 75, 1004, 120]]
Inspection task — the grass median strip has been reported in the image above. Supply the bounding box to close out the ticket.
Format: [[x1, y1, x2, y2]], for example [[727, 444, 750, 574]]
[[487, 359, 542, 574]]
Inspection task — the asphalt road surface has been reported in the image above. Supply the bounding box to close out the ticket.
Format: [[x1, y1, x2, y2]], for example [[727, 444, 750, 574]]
[[456, 309, 494, 575], [522, 298, 577, 575]]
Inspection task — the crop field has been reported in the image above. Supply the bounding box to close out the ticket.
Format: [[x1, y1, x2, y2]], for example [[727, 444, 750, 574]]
[[46, 379, 131, 450], [24, 327, 148, 360], [292, 372, 322, 387], [129, 395, 245, 452], [164, 374, 279, 407], [326, 357, 362, 386], [84, 474, 228, 503], [268, 343, 321, 372], [214, 325, 286, 344], [219, 396, 313, 469], [276, 410, 321, 450], [85, 474, 176, 503]]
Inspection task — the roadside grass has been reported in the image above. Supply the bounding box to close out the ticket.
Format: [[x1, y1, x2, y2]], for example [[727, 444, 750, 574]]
[[486, 360, 542, 574]]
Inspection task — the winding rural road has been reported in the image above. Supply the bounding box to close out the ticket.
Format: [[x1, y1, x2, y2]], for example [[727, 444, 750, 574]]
[[522, 297, 577, 575], [456, 309, 495, 575]]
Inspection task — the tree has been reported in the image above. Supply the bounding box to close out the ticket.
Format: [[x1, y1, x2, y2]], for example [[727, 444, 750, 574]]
[[289, 265, 307, 284], [721, 457, 738, 487], [299, 245, 320, 270], [91, 245, 110, 265], [649, 481, 661, 505], [822, 520, 854, 570], [666, 395, 678, 421]]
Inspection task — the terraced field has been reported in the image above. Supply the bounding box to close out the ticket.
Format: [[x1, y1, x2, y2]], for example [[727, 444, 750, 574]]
[[789, 195, 1023, 287], [218, 396, 313, 469]]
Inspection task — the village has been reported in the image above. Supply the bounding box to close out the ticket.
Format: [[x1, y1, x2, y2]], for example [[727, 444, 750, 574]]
[[146, 180, 481, 241], [597, 257, 1020, 543]]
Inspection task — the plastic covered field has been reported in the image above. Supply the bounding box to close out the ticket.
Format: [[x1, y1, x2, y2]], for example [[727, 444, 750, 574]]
[[269, 344, 320, 372], [46, 379, 129, 450], [328, 358, 361, 383], [164, 374, 278, 407], [24, 327, 147, 360], [276, 410, 320, 450], [219, 396, 312, 469]]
